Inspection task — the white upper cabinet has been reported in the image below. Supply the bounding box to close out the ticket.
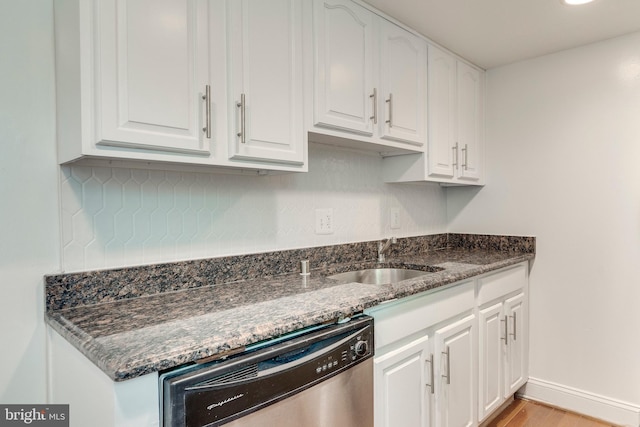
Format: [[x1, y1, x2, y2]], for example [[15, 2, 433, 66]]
[[427, 45, 484, 184], [55, 0, 213, 164], [383, 44, 485, 186], [457, 61, 483, 182], [426, 45, 457, 179], [227, 0, 305, 166], [310, 0, 427, 154], [56, 0, 480, 177], [55, 0, 308, 173], [95, 0, 210, 155], [312, 0, 375, 135], [379, 18, 427, 146]]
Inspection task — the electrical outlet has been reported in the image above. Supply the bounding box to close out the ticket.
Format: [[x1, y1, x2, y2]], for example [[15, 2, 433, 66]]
[[390, 207, 400, 229], [315, 208, 334, 234]]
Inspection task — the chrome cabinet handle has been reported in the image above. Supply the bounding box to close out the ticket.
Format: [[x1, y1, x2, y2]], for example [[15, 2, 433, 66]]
[[510, 312, 517, 341], [385, 93, 393, 128], [236, 93, 246, 144], [202, 85, 211, 139], [370, 88, 378, 124], [462, 143, 468, 170], [425, 353, 435, 394], [501, 316, 508, 345], [442, 346, 451, 385], [452, 143, 459, 170]]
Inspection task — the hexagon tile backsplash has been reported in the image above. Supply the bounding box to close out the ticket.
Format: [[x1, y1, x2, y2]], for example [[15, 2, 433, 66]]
[[59, 145, 447, 272]]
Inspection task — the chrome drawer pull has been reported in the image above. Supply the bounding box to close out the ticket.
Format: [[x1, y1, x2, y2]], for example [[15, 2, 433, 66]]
[[452, 143, 459, 170], [462, 143, 468, 170], [237, 93, 246, 144], [425, 353, 435, 394], [502, 315, 508, 345], [202, 85, 211, 139], [370, 88, 378, 124], [442, 346, 451, 385]]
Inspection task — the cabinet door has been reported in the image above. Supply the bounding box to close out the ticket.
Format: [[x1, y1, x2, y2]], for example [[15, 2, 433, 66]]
[[504, 293, 527, 397], [457, 61, 483, 182], [478, 303, 504, 422], [379, 19, 426, 146], [228, 0, 304, 165], [374, 335, 432, 427], [427, 45, 456, 179], [313, 0, 374, 135], [96, 0, 210, 154], [435, 315, 476, 427]]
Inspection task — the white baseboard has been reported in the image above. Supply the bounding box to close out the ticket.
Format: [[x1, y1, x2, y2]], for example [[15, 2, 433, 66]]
[[519, 377, 640, 427]]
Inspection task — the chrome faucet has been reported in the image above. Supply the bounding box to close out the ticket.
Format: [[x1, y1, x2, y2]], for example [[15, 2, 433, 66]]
[[377, 237, 397, 263]]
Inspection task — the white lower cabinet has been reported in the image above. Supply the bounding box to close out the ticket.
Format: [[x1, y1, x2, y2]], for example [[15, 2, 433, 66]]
[[374, 335, 432, 427], [434, 314, 477, 427], [367, 262, 529, 427], [366, 279, 477, 427], [372, 316, 477, 427], [48, 328, 159, 427], [477, 263, 529, 423], [504, 293, 527, 396], [478, 302, 505, 418]]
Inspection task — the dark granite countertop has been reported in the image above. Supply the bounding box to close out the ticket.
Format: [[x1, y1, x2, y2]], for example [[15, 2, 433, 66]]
[[45, 234, 535, 381]]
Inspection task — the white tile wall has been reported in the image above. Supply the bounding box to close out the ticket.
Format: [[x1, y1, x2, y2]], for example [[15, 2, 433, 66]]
[[60, 144, 447, 272]]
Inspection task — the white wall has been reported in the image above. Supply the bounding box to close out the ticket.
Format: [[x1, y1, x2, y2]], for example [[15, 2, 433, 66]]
[[59, 147, 447, 272], [447, 31, 640, 415], [0, 0, 59, 403]]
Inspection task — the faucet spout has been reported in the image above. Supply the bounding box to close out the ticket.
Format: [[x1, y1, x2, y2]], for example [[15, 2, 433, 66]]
[[377, 237, 397, 263]]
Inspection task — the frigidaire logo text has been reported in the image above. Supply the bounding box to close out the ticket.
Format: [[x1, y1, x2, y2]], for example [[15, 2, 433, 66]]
[[207, 393, 245, 410], [1, 405, 68, 426]]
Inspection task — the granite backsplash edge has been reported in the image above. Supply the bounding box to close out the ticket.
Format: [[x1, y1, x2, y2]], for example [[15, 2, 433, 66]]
[[46, 233, 535, 312]]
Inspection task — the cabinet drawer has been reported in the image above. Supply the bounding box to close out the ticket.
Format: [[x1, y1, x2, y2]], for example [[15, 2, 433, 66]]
[[368, 280, 474, 349], [477, 262, 527, 306]]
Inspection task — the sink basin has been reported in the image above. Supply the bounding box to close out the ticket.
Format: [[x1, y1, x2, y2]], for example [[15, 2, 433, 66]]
[[328, 268, 430, 285]]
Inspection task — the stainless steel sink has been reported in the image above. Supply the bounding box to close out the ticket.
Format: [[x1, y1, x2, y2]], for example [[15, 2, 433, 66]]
[[328, 268, 430, 285]]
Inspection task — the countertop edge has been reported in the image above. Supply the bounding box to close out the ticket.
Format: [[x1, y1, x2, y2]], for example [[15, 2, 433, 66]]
[[45, 252, 534, 382]]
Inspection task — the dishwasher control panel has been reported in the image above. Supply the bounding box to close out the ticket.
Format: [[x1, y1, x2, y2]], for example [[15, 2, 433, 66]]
[[315, 325, 372, 376]]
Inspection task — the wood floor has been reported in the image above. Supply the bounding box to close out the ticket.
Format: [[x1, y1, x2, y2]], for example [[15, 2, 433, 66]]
[[484, 398, 618, 427]]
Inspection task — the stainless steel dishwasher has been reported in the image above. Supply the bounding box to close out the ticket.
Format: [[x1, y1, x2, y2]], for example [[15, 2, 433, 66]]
[[160, 315, 374, 427]]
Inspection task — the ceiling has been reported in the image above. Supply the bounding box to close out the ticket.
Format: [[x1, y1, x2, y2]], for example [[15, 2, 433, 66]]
[[362, 0, 640, 69]]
